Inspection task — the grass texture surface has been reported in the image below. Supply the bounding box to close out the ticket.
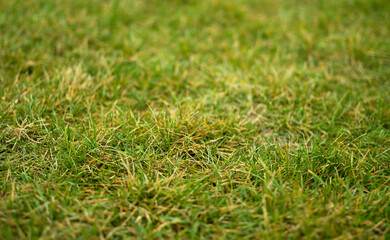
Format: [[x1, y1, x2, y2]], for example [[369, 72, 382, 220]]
[[1, 0, 390, 239]]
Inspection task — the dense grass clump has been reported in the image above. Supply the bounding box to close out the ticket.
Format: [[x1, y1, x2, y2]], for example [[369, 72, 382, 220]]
[[1, 0, 389, 239]]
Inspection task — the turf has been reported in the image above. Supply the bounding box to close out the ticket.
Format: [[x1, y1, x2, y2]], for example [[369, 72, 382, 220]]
[[1, 0, 390, 239]]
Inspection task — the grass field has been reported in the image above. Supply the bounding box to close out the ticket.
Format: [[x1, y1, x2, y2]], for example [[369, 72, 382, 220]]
[[1, 0, 390, 239]]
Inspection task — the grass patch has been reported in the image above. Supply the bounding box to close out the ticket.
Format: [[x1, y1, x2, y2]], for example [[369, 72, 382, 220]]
[[1, 0, 389, 238]]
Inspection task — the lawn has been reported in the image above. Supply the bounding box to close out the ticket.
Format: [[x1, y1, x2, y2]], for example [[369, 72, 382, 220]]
[[1, 0, 389, 239]]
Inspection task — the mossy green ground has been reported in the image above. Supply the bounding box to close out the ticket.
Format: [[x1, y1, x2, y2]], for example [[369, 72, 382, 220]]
[[1, 0, 389, 239]]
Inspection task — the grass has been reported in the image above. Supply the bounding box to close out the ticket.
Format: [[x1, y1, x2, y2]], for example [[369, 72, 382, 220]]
[[0, 0, 389, 238]]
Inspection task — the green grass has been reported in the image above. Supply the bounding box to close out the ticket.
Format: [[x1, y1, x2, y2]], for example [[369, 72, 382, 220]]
[[1, 0, 389, 238]]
